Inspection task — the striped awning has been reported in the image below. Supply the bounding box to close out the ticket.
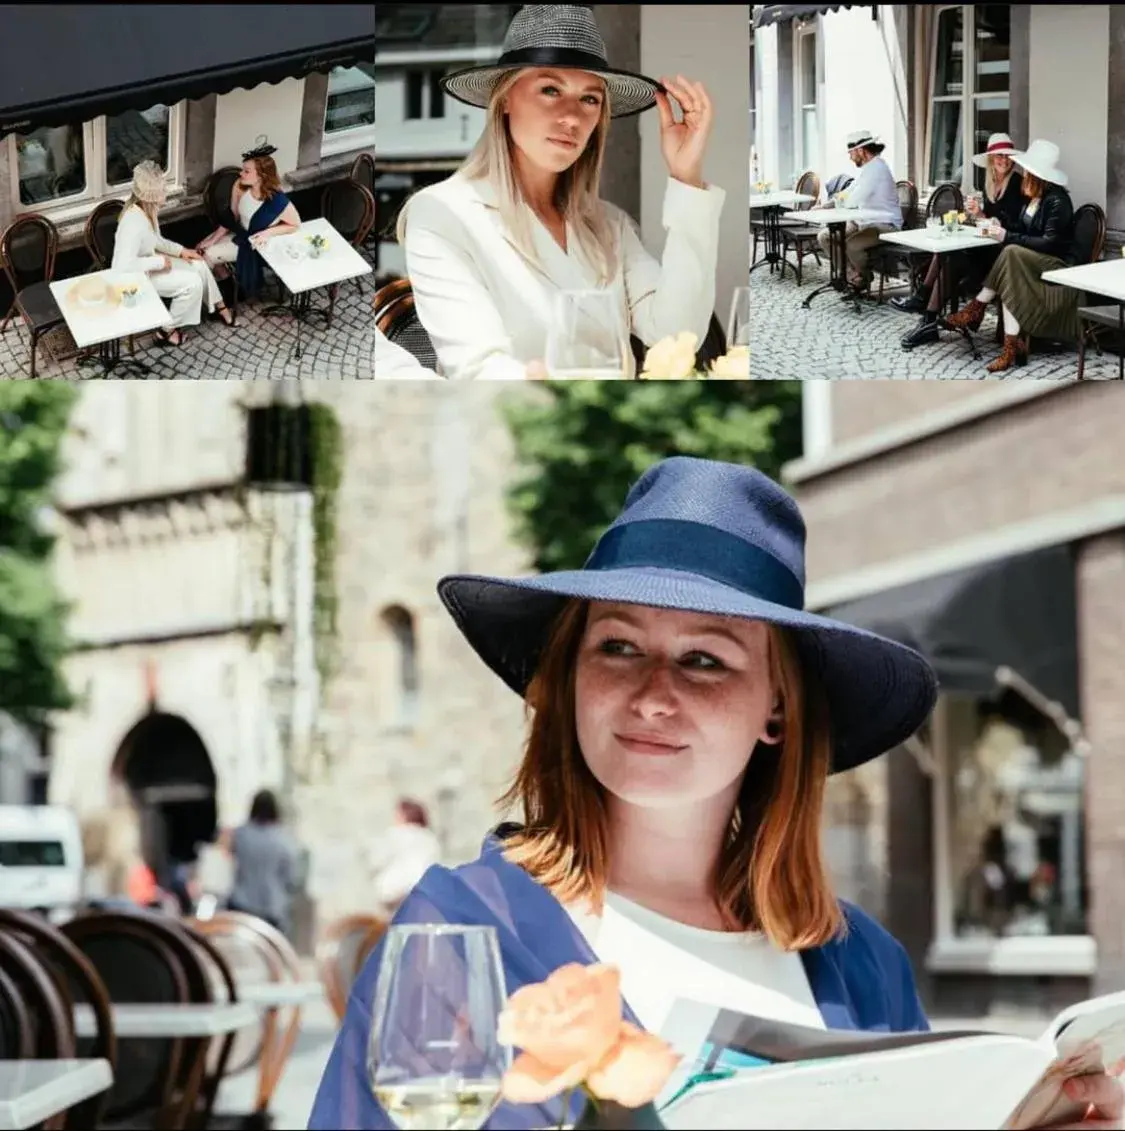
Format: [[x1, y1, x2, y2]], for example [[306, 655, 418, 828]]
[[754, 4, 876, 29]]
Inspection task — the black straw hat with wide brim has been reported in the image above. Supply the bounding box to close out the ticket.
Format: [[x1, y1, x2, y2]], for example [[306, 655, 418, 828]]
[[441, 5, 663, 120], [437, 458, 939, 776]]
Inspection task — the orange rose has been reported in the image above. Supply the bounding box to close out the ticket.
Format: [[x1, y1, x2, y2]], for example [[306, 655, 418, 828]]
[[587, 1022, 682, 1108], [498, 964, 623, 1103]]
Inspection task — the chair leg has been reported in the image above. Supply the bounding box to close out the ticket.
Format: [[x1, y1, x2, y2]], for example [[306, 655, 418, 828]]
[[29, 327, 39, 379], [0, 299, 16, 336], [1077, 321, 1087, 380]]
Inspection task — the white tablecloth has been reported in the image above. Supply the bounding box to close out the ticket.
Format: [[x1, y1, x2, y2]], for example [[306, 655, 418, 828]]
[[258, 217, 373, 297], [751, 191, 815, 210], [880, 226, 1000, 254], [1042, 259, 1125, 302], [74, 1001, 258, 1038], [782, 207, 892, 227], [237, 980, 325, 1008]]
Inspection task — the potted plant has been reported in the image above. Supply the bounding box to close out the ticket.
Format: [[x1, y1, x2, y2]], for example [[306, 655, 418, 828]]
[[119, 283, 140, 309], [306, 233, 329, 259]]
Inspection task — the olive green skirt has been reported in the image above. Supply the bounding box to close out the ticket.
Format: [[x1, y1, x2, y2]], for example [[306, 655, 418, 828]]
[[985, 244, 1078, 341]]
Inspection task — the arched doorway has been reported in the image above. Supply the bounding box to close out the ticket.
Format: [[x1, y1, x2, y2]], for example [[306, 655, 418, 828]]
[[111, 712, 218, 884]]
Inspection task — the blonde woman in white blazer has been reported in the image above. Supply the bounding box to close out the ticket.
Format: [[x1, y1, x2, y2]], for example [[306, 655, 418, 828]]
[[112, 161, 234, 347], [397, 5, 725, 381]]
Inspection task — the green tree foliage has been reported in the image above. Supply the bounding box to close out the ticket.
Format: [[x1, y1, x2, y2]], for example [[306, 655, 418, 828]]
[[501, 381, 803, 572], [0, 384, 79, 721]]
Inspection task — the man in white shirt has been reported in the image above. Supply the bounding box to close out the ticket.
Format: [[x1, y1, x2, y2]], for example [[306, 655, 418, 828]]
[[817, 129, 903, 292]]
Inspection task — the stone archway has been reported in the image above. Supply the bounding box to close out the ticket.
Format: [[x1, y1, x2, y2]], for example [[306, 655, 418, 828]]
[[111, 712, 218, 884]]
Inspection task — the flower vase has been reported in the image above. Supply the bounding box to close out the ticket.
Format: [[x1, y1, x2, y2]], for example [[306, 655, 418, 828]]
[[574, 1098, 667, 1130]]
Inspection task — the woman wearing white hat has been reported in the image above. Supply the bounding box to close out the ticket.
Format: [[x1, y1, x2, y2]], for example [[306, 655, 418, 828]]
[[946, 139, 1077, 373], [897, 133, 1025, 351], [396, 5, 724, 381], [112, 160, 234, 347]]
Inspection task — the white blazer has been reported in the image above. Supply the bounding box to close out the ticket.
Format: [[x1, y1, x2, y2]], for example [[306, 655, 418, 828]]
[[402, 173, 726, 381], [375, 327, 440, 380], [112, 205, 184, 273]]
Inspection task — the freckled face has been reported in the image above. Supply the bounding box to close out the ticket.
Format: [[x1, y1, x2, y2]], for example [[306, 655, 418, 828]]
[[503, 67, 606, 174], [574, 602, 777, 810]]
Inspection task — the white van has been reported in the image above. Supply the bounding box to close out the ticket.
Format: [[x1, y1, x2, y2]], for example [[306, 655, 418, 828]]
[[0, 805, 84, 914]]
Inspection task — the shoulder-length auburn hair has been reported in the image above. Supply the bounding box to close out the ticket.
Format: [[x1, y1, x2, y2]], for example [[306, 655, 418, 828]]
[[244, 155, 283, 201], [498, 600, 845, 951], [397, 69, 619, 285]]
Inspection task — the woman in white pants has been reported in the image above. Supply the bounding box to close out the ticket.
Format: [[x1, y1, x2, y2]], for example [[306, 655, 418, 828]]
[[112, 161, 234, 347]]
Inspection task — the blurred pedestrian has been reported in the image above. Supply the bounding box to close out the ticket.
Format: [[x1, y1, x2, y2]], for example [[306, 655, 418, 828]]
[[226, 789, 301, 934], [367, 797, 442, 917]]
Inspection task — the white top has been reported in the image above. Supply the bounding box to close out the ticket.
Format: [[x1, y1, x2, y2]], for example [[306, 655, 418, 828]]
[[368, 823, 443, 910], [74, 1001, 258, 1038], [840, 155, 902, 230], [258, 217, 373, 296], [0, 1060, 112, 1131], [566, 893, 825, 1042], [375, 327, 439, 379], [1042, 259, 1125, 303], [401, 173, 726, 381], [237, 188, 263, 228], [879, 227, 997, 254], [111, 205, 185, 274]]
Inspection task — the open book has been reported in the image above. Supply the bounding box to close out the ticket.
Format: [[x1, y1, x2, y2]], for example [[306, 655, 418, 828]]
[[655, 991, 1125, 1130]]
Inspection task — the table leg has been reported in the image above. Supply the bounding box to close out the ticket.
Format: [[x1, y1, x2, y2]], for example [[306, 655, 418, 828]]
[[74, 335, 150, 378], [940, 254, 980, 360], [749, 207, 784, 277], [800, 223, 846, 309]]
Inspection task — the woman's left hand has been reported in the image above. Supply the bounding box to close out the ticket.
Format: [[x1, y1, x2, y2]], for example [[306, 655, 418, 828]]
[[1038, 1071, 1125, 1130], [250, 232, 271, 250], [655, 75, 714, 189], [180, 248, 203, 262], [987, 223, 1006, 242]]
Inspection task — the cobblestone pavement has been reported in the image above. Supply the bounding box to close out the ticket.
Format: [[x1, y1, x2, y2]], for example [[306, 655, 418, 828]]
[[0, 280, 375, 381], [750, 255, 1122, 381]]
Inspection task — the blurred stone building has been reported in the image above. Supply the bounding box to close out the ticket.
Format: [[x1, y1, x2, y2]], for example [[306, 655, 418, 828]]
[[46, 382, 534, 937], [789, 381, 1125, 1013]]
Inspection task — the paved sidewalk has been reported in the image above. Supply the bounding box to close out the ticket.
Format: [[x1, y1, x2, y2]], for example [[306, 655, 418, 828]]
[[0, 282, 375, 381], [750, 254, 1123, 381]]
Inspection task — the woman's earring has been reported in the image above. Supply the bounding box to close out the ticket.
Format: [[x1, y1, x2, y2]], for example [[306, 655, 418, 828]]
[[764, 718, 783, 744]]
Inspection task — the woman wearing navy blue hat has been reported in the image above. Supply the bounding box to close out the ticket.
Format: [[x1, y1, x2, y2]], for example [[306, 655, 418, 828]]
[[396, 4, 724, 381], [309, 458, 1123, 1131]]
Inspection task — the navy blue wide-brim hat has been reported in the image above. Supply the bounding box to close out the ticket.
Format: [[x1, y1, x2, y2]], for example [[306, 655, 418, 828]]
[[441, 4, 663, 120], [437, 457, 938, 775]]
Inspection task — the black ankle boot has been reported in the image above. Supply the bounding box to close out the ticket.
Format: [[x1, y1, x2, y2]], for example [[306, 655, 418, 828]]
[[891, 285, 932, 314], [901, 311, 940, 350]]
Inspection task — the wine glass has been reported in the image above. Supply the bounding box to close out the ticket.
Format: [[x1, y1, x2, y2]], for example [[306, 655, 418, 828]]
[[727, 286, 750, 348], [368, 925, 509, 1130], [545, 290, 629, 380]]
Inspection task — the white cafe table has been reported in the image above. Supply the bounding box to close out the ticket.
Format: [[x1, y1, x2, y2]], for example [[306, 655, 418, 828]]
[[0, 1059, 112, 1131], [74, 1000, 258, 1039], [237, 980, 324, 1009], [48, 269, 172, 378], [880, 224, 1002, 356], [1043, 258, 1125, 380], [781, 207, 891, 308], [258, 217, 374, 360], [749, 190, 815, 277]]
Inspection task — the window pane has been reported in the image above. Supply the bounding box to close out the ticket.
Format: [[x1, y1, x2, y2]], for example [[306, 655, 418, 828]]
[[949, 704, 1088, 940], [933, 6, 964, 98], [326, 63, 375, 134], [800, 33, 816, 107], [105, 104, 170, 187], [928, 99, 962, 186], [802, 106, 819, 173], [16, 124, 86, 205], [972, 93, 1011, 191], [405, 71, 424, 121], [429, 71, 445, 120], [975, 4, 1011, 95]]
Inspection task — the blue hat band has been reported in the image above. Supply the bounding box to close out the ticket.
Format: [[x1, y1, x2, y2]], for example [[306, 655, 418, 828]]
[[585, 519, 805, 610]]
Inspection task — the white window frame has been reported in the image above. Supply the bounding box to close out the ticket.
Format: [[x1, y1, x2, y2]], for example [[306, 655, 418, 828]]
[[924, 4, 1011, 195], [321, 66, 376, 159], [924, 694, 1097, 978], [6, 103, 187, 225], [793, 21, 819, 178]]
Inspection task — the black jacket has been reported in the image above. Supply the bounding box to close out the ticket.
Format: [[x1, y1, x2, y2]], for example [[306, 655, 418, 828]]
[[1003, 183, 1075, 262], [983, 171, 1025, 230]]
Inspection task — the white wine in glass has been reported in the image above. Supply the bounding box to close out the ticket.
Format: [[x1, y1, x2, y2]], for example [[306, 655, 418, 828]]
[[545, 289, 629, 380], [368, 924, 509, 1131], [727, 285, 751, 348]]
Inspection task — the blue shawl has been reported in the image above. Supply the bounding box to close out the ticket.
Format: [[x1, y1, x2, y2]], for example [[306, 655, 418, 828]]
[[307, 829, 928, 1130], [231, 189, 291, 299]]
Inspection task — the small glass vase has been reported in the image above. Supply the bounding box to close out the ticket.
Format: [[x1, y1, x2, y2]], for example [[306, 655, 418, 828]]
[[574, 1098, 667, 1130]]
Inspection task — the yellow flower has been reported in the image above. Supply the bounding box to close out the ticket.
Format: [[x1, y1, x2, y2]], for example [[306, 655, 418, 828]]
[[639, 331, 699, 380], [708, 346, 750, 380], [958, 211, 967, 223]]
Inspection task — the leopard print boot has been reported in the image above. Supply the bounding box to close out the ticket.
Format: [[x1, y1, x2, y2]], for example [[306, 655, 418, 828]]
[[985, 335, 1029, 373], [945, 298, 988, 332]]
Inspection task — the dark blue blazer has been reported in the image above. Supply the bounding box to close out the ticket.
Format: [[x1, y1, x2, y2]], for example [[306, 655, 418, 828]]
[[308, 830, 929, 1129]]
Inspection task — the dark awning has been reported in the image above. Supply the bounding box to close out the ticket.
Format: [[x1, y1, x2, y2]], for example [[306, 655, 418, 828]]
[[825, 545, 1079, 718], [754, 4, 876, 29], [0, 4, 374, 139]]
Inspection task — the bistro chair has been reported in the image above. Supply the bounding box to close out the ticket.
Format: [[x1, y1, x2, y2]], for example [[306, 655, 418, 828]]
[[317, 912, 388, 1022], [755, 169, 820, 269], [349, 151, 378, 254], [373, 276, 439, 372], [321, 177, 376, 306], [0, 212, 68, 378], [83, 198, 124, 270], [778, 171, 828, 286]]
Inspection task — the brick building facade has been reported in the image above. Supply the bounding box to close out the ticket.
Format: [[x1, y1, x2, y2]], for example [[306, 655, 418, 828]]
[[787, 382, 1125, 1012]]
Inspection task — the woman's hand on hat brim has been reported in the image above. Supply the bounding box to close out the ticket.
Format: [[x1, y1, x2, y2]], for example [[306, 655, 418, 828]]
[[655, 75, 713, 190]]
